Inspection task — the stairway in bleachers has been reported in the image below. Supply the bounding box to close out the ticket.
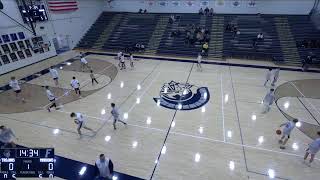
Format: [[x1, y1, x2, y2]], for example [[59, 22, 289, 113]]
[[274, 17, 301, 65], [145, 15, 170, 55], [91, 14, 123, 50], [208, 16, 224, 60]]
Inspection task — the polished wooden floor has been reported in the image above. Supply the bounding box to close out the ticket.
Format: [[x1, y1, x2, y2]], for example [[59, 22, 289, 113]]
[[1, 52, 320, 180]]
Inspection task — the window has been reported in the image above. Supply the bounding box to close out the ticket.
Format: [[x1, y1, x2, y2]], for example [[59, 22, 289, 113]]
[[18, 32, 25, 39], [17, 41, 26, 49], [10, 33, 18, 41], [1, 44, 11, 54], [17, 51, 26, 59], [1, 55, 10, 64], [2, 35, 10, 43], [9, 43, 18, 51], [25, 49, 32, 57], [9, 53, 18, 62]]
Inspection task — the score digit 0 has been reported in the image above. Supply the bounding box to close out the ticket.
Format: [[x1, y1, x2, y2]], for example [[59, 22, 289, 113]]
[[48, 163, 53, 170]]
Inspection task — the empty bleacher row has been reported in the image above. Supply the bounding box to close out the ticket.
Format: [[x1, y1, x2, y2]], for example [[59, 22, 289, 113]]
[[75, 12, 320, 66], [223, 15, 283, 61], [288, 16, 320, 63]]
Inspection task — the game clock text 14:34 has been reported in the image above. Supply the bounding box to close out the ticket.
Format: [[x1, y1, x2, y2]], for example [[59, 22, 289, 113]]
[[0, 148, 54, 178]]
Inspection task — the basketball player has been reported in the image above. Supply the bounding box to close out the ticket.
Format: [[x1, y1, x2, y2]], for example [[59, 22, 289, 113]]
[[271, 68, 280, 86], [197, 53, 202, 71], [129, 53, 134, 68], [0, 125, 18, 148], [261, 88, 275, 113], [278, 119, 298, 149], [263, 68, 272, 87], [110, 103, 127, 130], [304, 131, 320, 166], [117, 51, 122, 67], [80, 55, 91, 72], [45, 86, 59, 112], [90, 70, 99, 85], [120, 54, 126, 70], [70, 112, 95, 137], [9, 76, 25, 103], [49, 66, 59, 86], [70, 76, 82, 97]]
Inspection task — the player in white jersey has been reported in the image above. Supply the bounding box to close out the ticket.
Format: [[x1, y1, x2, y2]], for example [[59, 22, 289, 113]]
[[120, 54, 126, 70], [279, 119, 298, 149], [9, 76, 25, 103], [263, 68, 272, 87], [261, 88, 275, 113], [45, 86, 59, 112], [70, 112, 95, 137], [110, 103, 127, 130], [304, 131, 320, 166], [70, 76, 81, 97], [80, 56, 91, 72], [129, 53, 134, 69], [49, 66, 59, 86], [197, 53, 202, 71], [117, 51, 122, 67], [0, 125, 18, 148], [271, 68, 280, 86]]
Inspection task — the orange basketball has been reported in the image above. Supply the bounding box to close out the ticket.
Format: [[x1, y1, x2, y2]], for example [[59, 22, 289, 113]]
[[276, 129, 281, 135]]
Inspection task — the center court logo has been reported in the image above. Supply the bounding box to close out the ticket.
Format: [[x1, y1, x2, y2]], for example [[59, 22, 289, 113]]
[[153, 81, 210, 110]]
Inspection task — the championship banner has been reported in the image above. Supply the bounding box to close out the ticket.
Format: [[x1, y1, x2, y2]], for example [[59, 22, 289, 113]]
[[200, 1, 209, 7], [216, 0, 225, 7], [186, 0, 195, 7], [146, 0, 155, 6], [159, 1, 168, 6], [172, 0, 180, 7], [248, 0, 256, 8], [232, 0, 241, 7]]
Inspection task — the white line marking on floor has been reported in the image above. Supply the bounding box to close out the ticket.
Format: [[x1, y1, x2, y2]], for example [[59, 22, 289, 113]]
[[290, 82, 320, 117], [220, 73, 226, 142]]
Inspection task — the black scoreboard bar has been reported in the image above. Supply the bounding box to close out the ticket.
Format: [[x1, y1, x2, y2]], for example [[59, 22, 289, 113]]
[[0, 148, 54, 178]]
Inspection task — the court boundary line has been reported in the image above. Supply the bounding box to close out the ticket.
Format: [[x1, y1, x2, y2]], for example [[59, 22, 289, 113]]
[[220, 73, 226, 142]]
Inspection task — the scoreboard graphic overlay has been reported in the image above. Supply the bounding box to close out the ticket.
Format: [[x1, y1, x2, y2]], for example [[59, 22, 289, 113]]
[[0, 148, 54, 178]]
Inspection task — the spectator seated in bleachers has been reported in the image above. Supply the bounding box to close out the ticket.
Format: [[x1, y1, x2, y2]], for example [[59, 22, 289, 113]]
[[134, 43, 145, 52], [302, 53, 315, 71], [171, 29, 181, 38], [252, 38, 258, 49], [226, 23, 236, 32], [209, 8, 214, 16], [257, 33, 264, 41], [199, 8, 204, 15], [202, 42, 209, 54], [299, 39, 320, 48], [204, 7, 209, 16], [169, 15, 176, 24]]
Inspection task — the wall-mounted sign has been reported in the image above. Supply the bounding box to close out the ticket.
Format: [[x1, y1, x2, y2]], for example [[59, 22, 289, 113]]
[[186, 0, 195, 7], [200, 1, 209, 7], [172, 0, 180, 6], [232, 0, 241, 7], [248, 0, 256, 8], [216, 0, 225, 7]]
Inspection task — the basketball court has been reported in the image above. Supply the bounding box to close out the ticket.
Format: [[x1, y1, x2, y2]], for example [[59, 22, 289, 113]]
[[1, 51, 320, 179]]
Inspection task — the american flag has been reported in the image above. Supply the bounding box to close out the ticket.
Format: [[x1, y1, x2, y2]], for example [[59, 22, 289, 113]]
[[48, 0, 78, 12]]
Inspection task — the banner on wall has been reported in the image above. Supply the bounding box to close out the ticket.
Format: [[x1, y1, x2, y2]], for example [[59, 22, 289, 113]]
[[146, 0, 155, 6], [200, 1, 209, 7], [232, 0, 241, 7], [216, 0, 225, 7], [159, 1, 168, 6], [185, 0, 195, 7], [248, 0, 256, 8], [172, 0, 180, 7]]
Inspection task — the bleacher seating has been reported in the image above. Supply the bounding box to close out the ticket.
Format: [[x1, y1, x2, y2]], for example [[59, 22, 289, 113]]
[[102, 13, 160, 51], [288, 16, 320, 64], [77, 12, 116, 49], [223, 15, 283, 61], [75, 12, 320, 66], [156, 14, 212, 57]]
